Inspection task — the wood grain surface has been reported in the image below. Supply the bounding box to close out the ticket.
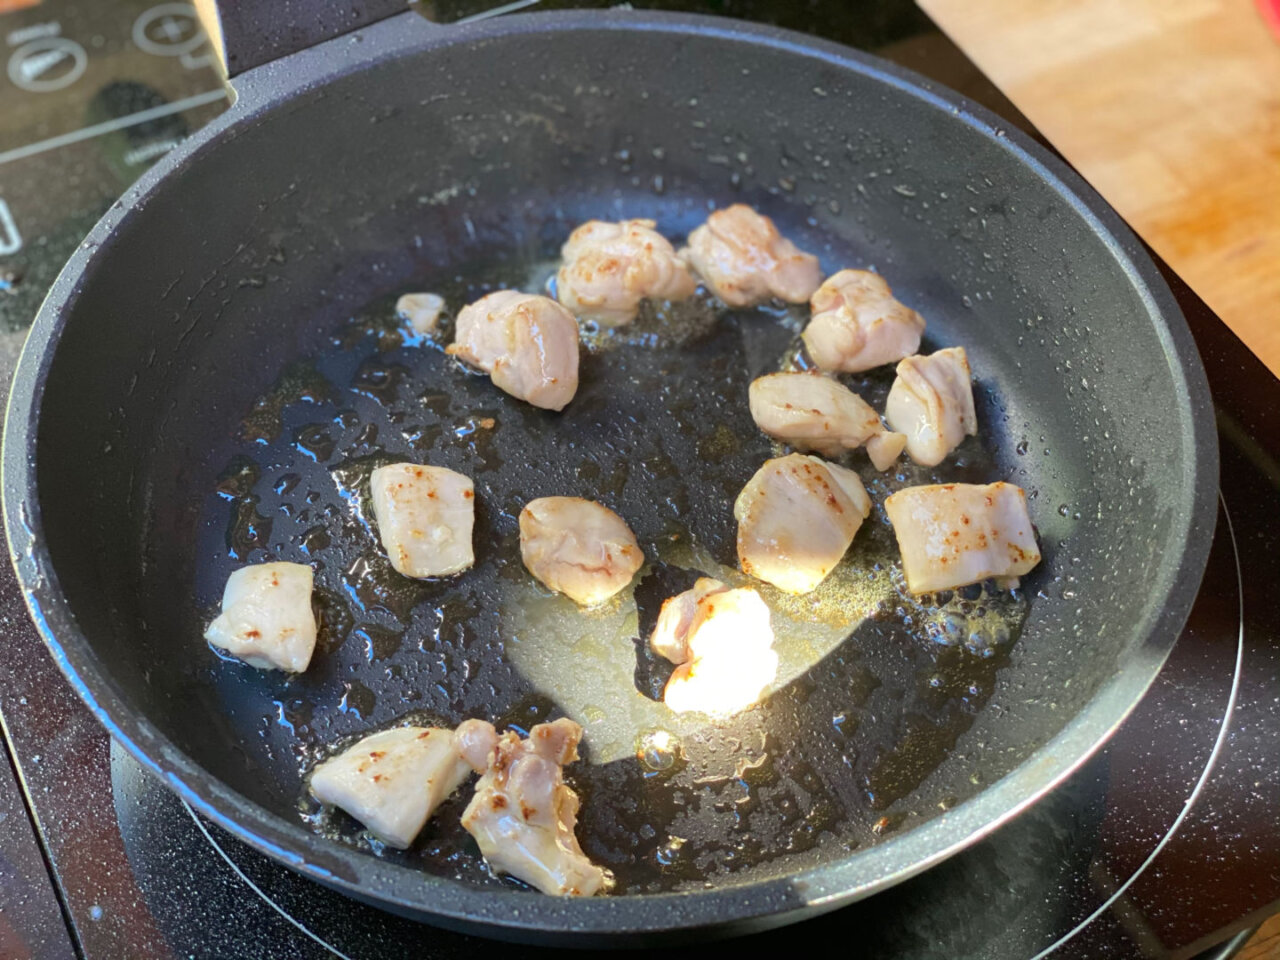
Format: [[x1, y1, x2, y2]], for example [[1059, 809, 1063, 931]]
[[919, 0, 1280, 376], [1243, 911, 1280, 960]]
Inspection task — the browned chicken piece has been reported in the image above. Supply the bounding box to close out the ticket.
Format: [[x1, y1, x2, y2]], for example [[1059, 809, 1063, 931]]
[[883, 347, 977, 466], [203, 562, 316, 672], [680, 204, 823, 306], [309, 727, 471, 849], [801, 270, 925, 372], [447, 290, 579, 410], [748, 372, 907, 470], [458, 718, 613, 897], [519, 496, 644, 605], [649, 577, 778, 716], [556, 219, 697, 326], [735, 453, 872, 594], [884, 482, 1041, 594], [369, 463, 474, 578]]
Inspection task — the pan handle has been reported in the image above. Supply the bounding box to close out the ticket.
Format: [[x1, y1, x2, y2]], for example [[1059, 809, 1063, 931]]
[[193, 0, 410, 78]]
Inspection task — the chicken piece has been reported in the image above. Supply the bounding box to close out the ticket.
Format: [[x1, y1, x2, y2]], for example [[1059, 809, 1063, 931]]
[[735, 453, 872, 593], [884, 482, 1041, 594], [396, 292, 445, 335], [455, 718, 500, 772], [749, 372, 907, 470], [680, 204, 822, 306], [801, 270, 925, 373], [649, 578, 778, 716], [446, 291, 579, 410], [519, 497, 644, 606], [370, 463, 475, 578], [884, 347, 977, 466], [649, 576, 725, 664], [556, 219, 697, 326], [309, 727, 471, 849], [204, 562, 316, 672], [460, 718, 612, 896]]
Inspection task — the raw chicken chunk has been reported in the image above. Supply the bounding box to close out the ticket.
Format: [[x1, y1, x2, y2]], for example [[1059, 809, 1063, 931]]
[[884, 482, 1041, 594], [681, 204, 822, 306], [447, 291, 579, 410], [204, 562, 316, 672], [458, 718, 612, 897], [749, 372, 907, 470], [396, 292, 445, 335], [309, 727, 471, 849], [556, 219, 696, 326], [649, 578, 778, 716], [801, 270, 925, 373], [519, 497, 644, 606], [884, 347, 977, 466], [370, 463, 475, 578], [735, 453, 872, 593]]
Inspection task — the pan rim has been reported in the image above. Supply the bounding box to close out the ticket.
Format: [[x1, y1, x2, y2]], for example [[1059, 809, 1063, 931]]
[[2, 7, 1219, 941]]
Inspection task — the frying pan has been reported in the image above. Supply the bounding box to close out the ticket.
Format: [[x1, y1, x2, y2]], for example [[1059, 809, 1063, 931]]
[[2, 2, 1217, 946]]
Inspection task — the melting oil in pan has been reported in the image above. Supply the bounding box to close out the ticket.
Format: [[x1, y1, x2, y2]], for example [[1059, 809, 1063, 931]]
[[199, 258, 1030, 894]]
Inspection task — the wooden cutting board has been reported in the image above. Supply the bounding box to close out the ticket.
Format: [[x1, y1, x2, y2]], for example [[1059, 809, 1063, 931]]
[[918, 0, 1280, 377]]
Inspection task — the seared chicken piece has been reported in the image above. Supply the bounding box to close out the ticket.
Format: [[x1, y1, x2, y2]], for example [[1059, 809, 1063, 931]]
[[649, 576, 724, 664], [884, 347, 976, 466], [459, 718, 612, 897], [749, 372, 907, 470], [204, 562, 316, 672], [309, 727, 471, 849], [649, 578, 778, 716], [447, 291, 579, 410], [370, 463, 475, 578], [801, 270, 925, 373], [735, 453, 872, 593], [681, 204, 822, 306], [556, 219, 697, 326], [519, 497, 644, 606], [884, 482, 1041, 594], [396, 292, 445, 335]]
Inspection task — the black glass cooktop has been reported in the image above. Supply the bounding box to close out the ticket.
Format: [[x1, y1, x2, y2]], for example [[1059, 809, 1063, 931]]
[[0, 2, 1276, 959]]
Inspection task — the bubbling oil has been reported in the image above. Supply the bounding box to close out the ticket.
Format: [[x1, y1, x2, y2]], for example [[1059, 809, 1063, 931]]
[[202, 254, 1030, 893]]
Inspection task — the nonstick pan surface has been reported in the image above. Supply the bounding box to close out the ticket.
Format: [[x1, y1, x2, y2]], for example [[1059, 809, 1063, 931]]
[[2, 10, 1216, 944]]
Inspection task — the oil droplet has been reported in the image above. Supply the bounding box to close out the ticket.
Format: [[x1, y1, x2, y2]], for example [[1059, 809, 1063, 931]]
[[636, 729, 681, 772]]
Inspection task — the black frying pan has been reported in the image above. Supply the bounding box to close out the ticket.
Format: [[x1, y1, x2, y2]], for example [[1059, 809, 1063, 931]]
[[2, 5, 1216, 946]]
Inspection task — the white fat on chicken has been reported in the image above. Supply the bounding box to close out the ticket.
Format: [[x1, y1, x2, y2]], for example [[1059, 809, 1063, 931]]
[[801, 270, 925, 373], [680, 204, 822, 306], [457, 718, 612, 897], [447, 291, 579, 410], [884, 482, 1041, 594], [204, 562, 316, 672], [556, 219, 696, 326], [309, 727, 471, 849], [649, 577, 778, 716], [396, 292, 445, 335], [884, 347, 977, 466], [519, 497, 644, 606], [735, 453, 872, 593], [370, 463, 475, 578], [749, 372, 907, 470]]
